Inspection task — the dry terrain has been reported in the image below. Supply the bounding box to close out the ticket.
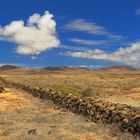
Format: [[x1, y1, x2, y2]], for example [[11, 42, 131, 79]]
[[0, 86, 134, 140], [0, 66, 140, 140], [2, 69, 140, 107]]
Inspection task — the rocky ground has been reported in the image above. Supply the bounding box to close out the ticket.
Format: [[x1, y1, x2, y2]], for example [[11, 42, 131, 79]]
[[0, 87, 138, 140]]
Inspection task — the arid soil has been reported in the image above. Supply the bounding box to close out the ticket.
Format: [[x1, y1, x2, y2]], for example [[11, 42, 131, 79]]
[[0, 87, 137, 140]]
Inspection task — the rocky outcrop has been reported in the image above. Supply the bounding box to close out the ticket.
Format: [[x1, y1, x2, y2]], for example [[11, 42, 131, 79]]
[[0, 77, 139, 136]]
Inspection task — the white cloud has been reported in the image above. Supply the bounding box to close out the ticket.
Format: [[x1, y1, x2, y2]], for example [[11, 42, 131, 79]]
[[31, 56, 37, 60], [65, 19, 107, 35], [70, 38, 106, 45], [107, 34, 124, 41], [69, 64, 103, 69], [61, 45, 88, 51], [63, 42, 140, 65], [135, 8, 140, 15], [64, 19, 123, 40], [0, 11, 60, 55]]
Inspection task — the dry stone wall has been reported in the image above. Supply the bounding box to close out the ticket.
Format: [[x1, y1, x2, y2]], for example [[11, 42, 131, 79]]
[[0, 77, 140, 136]]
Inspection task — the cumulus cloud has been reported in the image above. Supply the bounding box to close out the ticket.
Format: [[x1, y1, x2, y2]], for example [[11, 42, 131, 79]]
[[64, 19, 123, 40], [0, 11, 60, 55], [69, 38, 106, 45], [135, 8, 140, 15], [63, 42, 140, 65]]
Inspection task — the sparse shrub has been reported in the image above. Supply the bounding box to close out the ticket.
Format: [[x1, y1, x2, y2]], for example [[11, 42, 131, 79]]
[[81, 87, 93, 97], [0, 85, 5, 93]]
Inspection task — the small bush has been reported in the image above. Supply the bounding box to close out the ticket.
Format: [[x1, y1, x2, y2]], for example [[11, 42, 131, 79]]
[[81, 87, 93, 97], [0, 85, 5, 93]]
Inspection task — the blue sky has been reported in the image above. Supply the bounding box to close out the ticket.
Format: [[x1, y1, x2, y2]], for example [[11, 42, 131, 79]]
[[0, 0, 140, 68]]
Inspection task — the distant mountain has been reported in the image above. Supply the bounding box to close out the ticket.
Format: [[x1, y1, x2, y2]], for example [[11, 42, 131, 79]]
[[44, 66, 90, 71], [100, 65, 136, 71], [0, 65, 20, 70]]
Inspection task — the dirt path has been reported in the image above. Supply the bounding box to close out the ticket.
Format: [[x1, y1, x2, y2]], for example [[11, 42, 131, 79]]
[[0, 88, 136, 140]]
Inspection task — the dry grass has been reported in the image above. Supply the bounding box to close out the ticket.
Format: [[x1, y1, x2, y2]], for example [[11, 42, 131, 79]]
[[0, 69, 140, 139], [2, 70, 140, 107], [0, 87, 134, 140]]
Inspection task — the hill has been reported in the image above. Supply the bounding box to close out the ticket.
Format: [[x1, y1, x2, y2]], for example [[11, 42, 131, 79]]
[[44, 66, 89, 71], [44, 66, 90, 74], [0, 65, 20, 71], [99, 65, 136, 71]]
